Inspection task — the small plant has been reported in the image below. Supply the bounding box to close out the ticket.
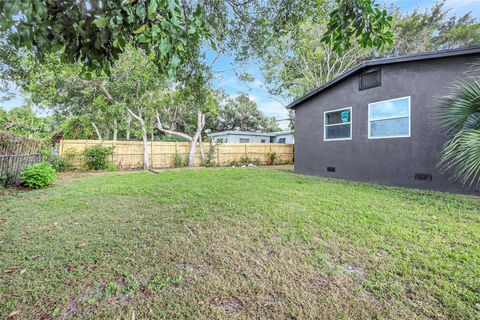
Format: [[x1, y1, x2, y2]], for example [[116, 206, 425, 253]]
[[47, 149, 77, 172], [230, 159, 238, 167], [103, 282, 121, 298], [267, 152, 277, 165], [39, 148, 52, 158], [173, 152, 184, 168], [106, 164, 118, 172], [253, 158, 261, 166], [239, 156, 252, 165], [0, 174, 14, 188], [20, 162, 56, 189], [148, 274, 183, 292], [83, 145, 114, 170], [204, 142, 217, 167]]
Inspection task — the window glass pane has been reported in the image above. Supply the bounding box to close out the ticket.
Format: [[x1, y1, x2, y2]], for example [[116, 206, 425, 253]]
[[239, 138, 250, 143], [326, 124, 351, 139], [370, 117, 409, 137], [369, 97, 409, 120], [278, 137, 286, 143], [326, 109, 350, 125]]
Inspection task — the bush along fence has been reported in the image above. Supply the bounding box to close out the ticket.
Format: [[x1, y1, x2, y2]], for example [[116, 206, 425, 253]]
[[59, 140, 294, 169], [0, 132, 45, 185]]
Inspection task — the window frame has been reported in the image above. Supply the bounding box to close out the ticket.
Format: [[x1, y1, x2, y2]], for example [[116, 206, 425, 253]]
[[368, 96, 411, 140], [323, 107, 353, 142]]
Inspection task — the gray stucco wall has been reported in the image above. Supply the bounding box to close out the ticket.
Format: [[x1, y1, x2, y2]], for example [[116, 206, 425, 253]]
[[294, 54, 480, 194]]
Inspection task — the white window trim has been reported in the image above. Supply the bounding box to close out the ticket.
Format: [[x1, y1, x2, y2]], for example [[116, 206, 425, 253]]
[[324, 107, 352, 141], [368, 96, 411, 139]]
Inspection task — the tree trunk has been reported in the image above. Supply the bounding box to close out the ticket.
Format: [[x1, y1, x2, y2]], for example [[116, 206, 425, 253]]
[[126, 114, 132, 140], [188, 110, 205, 167], [92, 122, 102, 140], [113, 119, 118, 142], [155, 109, 192, 141], [141, 122, 149, 170], [199, 133, 205, 162], [127, 108, 149, 170]]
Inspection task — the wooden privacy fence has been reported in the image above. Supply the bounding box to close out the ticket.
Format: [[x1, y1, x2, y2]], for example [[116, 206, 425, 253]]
[[0, 132, 45, 182], [60, 140, 294, 169]]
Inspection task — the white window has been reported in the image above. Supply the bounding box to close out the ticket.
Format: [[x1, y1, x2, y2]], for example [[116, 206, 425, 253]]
[[239, 138, 250, 143], [324, 107, 352, 141], [368, 96, 410, 139]]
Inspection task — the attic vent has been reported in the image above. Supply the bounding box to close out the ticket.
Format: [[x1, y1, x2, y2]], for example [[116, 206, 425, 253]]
[[327, 167, 336, 172], [359, 68, 381, 91]]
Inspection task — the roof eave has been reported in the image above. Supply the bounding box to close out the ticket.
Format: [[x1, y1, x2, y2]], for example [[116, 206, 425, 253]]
[[286, 45, 480, 110]]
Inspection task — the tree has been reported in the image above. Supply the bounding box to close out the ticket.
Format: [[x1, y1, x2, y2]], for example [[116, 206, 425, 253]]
[[0, 0, 210, 75], [388, 1, 480, 56], [437, 63, 480, 189], [213, 93, 280, 132], [202, 0, 392, 64], [261, 1, 480, 102], [155, 60, 219, 166], [0, 106, 57, 139]]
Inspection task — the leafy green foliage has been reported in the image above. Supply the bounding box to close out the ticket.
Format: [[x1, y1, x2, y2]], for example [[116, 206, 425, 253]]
[[267, 152, 277, 165], [0, 106, 58, 139], [106, 164, 118, 172], [322, 0, 393, 53], [213, 93, 280, 132], [0, 174, 14, 188], [83, 145, 114, 170], [239, 156, 252, 165], [438, 66, 480, 189], [172, 152, 185, 168], [20, 162, 56, 189], [0, 0, 210, 76]]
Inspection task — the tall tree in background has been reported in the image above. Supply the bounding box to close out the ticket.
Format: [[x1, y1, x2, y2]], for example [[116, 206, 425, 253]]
[[155, 59, 219, 166], [214, 93, 280, 132]]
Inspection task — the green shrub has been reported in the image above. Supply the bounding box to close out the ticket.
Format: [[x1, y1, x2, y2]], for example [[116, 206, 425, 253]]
[[50, 149, 78, 172], [21, 162, 56, 189], [0, 174, 14, 188], [39, 148, 52, 158], [253, 158, 261, 166], [107, 164, 118, 172], [230, 159, 238, 167], [173, 152, 184, 168], [83, 145, 114, 170], [204, 143, 217, 167], [267, 152, 277, 165], [239, 156, 252, 165]]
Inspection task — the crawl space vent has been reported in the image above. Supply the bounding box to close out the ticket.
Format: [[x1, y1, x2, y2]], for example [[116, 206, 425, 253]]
[[415, 173, 432, 181]]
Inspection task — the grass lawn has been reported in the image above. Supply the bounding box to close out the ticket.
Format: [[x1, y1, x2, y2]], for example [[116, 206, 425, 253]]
[[1, 167, 479, 319]]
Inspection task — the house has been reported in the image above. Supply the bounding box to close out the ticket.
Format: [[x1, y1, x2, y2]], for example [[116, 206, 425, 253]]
[[208, 130, 294, 144], [288, 46, 480, 194]]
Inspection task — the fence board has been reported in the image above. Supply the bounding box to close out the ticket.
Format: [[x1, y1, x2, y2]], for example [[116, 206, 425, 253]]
[[0, 133, 44, 182], [60, 140, 294, 169]]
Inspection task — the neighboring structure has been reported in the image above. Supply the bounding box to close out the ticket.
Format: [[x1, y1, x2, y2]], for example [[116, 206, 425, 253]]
[[288, 46, 480, 194], [208, 130, 294, 144]]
